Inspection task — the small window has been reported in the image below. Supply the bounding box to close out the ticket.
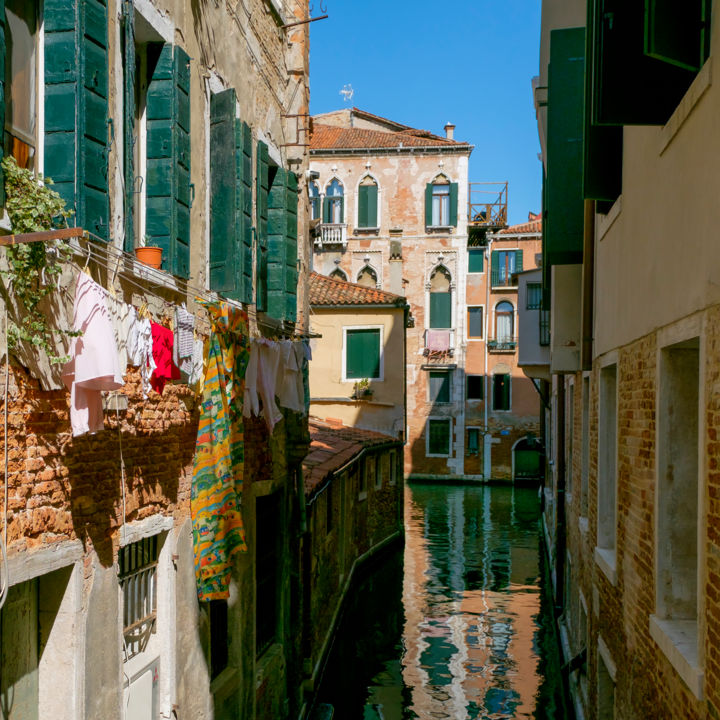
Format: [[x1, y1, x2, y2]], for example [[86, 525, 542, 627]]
[[527, 282, 542, 310], [345, 328, 381, 380], [492, 373, 511, 411], [432, 182, 450, 226], [358, 176, 378, 228], [495, 301, 514, 343], [491, 249, 523, 287], [427, 418, 452, 456], [309, 181, 320, 220], [429, 370, 451, 403], [5, 0, 39, 170], [324, 178, 344, 224], [467, 375, 484, 400], [539, 309, 550, 346], [468, 248, 484, 273], [467, 428, 480, 455], [468, 306, 483, 338], [119, 534, 160, 660]]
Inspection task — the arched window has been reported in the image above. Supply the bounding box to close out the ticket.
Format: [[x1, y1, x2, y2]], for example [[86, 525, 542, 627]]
[[329, 268, 347, 281], [425, 174, 458, 228], [323, 178, 344, 224], [357, 265, 377, 288], [357, 176, 378, 228], [495, 301, 514, 342], [309, 181, 320, 220], [429, 266, 452, 329]]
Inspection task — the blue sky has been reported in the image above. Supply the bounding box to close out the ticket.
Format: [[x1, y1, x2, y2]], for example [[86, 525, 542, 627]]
[[309, 1, 542, 226]]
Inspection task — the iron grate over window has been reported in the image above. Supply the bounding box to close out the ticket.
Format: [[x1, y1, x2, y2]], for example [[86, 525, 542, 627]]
[[119, 534, 159, 659]]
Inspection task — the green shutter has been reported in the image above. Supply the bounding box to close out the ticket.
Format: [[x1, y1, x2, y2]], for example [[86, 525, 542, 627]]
[[449, 182, 458, 227], [424, 183, 433, 226], [267, 167, 286, 320], [256, 141, 269, 312], [122, 0, 135, 251], [239, 121, 253, 304], [209, 89, 240, 295], [358, 185, 368, 227], [515, 249, 523, 273], [429, 292, 451, 329], [491, 250, 500, 286], [338, 195, 344, 223], [45, 0, 110, 240], [546, 29, 585, 267], [428, 420, 450, 455], [468, 248, 484, 273], [0, 0, 5, 207], [145, 44, 191, 277], [285, 171, 298, 322], [644, 0, 710, 72], [346, 329, 380, 379], [591, 0, 695, 126]]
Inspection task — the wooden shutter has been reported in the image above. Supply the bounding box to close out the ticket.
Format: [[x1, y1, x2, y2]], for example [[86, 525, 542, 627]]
[[644, 0, 709, 72], [490, 251, 500, 286], [546, 28, 585, 267], [209, 89, 240, 295], [255, 141, 269, 312], [45, 0, 110, 240], [358, 184, 378, 228], [122, 0, 135, 251], [515, 249, 523, 273], [449, 182, 458, 227], [239, 121, 253, 304], [429, 292, 452, 329], [284, 171, 298, 322], [424, 183, 433, 226], [145, 44, 191, 277], [346, 329, 380, 379], [267, 167, 286, 320], [590, 0, 695, 126], [468, 248, 484, 273]]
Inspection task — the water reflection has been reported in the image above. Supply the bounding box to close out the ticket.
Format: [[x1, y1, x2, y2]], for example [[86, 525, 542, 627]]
[[316, 484, 567, 720]]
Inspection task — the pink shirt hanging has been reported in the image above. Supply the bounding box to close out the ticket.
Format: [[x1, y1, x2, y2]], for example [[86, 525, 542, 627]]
[[150, 321, 181, 395]]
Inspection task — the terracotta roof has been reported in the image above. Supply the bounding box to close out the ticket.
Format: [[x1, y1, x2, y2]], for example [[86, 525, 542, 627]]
[[309, 271, 408, 307], [302, 418, 399, 496], [498, 218, 542, 235], [310, 123, 469, 151]]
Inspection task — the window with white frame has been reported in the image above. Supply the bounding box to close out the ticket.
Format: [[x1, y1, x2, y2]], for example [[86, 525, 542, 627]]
[[467, 306, 483, 338], [466, 375, 484, 401], [344, 327, 381, 381], [4, 0, 40, 170], [431, 181, 450, 226], [526, 282, 542, 309], [427, 418, 452, 456], [309, 180, 320, 220], [494, 301, 515, 343], [324, 178, 344, 223], [357, 175, 378, 228]]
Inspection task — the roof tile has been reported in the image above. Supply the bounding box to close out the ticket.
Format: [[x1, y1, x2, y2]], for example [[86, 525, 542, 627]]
[[310, 123, 469, 151], [309, 271, 408, 307]]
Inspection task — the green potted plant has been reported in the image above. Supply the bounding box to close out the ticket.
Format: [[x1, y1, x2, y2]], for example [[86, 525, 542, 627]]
[[352, 378, 373, 399]]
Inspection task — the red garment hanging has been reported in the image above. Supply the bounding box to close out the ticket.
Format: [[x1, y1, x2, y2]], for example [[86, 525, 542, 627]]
[[150, 321, 181, 394]]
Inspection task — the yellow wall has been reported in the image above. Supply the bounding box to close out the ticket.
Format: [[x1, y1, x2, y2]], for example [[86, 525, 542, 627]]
[[309, 307, 405, 438]]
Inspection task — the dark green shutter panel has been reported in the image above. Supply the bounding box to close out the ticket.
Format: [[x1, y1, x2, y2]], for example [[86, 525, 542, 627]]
[[590, 0, 695, 126], [358, 185, 369, 227], [468, 248, 483, 273], [644, 0, 709, 72], [285, 171, 298, 322], [449, 182, 458, 227], [491, 251, 500, 286], [429, 292, 451, 329], [546, 29, 585, 267], [339, 196, 344, 223], [424, 183, 433, 226], [346, 329, 380, 379], [256, 141, 269, 312], [322, 196, 330, 223], [45, 0, 110, 240], [515, 249, 523, 273], [428, 420, 450, 455], [367, 184, 377, 227], [239, 121, 253, 304], [145, 44, 191, 277], [0, 0, 5, 207], [122, 0, 135, 251], [267, 167, 286, 320], [209, 89, 239, 295]]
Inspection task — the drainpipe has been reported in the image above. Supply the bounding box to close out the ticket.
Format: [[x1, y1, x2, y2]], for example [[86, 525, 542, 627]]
[[483, 232, 494, 480]]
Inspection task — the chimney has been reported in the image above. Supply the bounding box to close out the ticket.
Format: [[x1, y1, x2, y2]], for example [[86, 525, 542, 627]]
[[444, 122, 455, 141]]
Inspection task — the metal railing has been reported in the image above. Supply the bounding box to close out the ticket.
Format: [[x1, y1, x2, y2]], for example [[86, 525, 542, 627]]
[[468, 182, 508, 228], [488, 337, 518, 352], [314, 223, 347, 248]]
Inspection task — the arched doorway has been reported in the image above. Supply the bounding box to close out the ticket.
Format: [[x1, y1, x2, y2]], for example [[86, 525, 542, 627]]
[[512, 436, 543, 484]]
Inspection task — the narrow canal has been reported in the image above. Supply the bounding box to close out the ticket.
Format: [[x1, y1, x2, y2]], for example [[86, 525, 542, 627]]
[[314, 483, 569, 720]]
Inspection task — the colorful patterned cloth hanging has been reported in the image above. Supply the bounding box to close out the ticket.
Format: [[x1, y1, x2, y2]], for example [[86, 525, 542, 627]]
[[190, 303, 251, 601]]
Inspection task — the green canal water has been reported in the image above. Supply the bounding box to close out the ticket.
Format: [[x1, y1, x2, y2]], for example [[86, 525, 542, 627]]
[[314, 483, 569, 720]]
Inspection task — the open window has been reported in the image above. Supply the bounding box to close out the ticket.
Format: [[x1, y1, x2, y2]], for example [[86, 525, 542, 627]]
[[425, 175, 458, 228], [323, 178, 344, 224]]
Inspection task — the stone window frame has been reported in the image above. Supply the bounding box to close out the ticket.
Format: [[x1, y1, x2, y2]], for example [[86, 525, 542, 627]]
[[426, 416, 452, 458]]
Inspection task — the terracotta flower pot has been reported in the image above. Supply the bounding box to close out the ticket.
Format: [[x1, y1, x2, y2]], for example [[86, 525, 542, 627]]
[[134, 246, 162, 269]]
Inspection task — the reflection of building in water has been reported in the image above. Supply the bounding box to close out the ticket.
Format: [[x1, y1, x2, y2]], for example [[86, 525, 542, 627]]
[[402, 485, 542, 718]]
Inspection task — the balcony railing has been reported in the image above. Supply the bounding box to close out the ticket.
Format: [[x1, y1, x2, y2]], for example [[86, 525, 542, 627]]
[[488, 337, 518, 353], [468, 182, 508, 229], [314, 223, 347, 249], [423, 329, 455, 363]]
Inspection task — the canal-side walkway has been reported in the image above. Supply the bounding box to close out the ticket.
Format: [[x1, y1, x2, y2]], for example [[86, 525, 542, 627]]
[[314, 483, 570, 719]]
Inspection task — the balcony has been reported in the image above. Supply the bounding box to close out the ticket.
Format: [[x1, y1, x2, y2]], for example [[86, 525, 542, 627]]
[[314, 223, 347, 249], [468, 182, 508, 230], [488, 337, 518, 353], [422, 329, 456, 366]]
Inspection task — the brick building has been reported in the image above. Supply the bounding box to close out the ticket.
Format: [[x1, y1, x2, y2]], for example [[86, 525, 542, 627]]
[[309, 108, 541, 481], [535, 0, 720, 718], [0, 1, 317, 719]]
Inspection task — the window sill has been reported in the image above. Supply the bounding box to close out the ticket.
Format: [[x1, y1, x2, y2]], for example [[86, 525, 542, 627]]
[[594, 546, 617, 585], [491, 285, 518, 291], [649, 615, 703, 700], [426, 225, 454, 233], [354, 227, 379, 235]]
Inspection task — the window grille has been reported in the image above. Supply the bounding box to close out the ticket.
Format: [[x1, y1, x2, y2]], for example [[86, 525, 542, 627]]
[[119, 534, 159, 659]]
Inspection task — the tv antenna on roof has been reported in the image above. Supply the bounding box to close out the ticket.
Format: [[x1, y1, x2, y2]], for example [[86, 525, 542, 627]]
[[340, 84, 354, 102]]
